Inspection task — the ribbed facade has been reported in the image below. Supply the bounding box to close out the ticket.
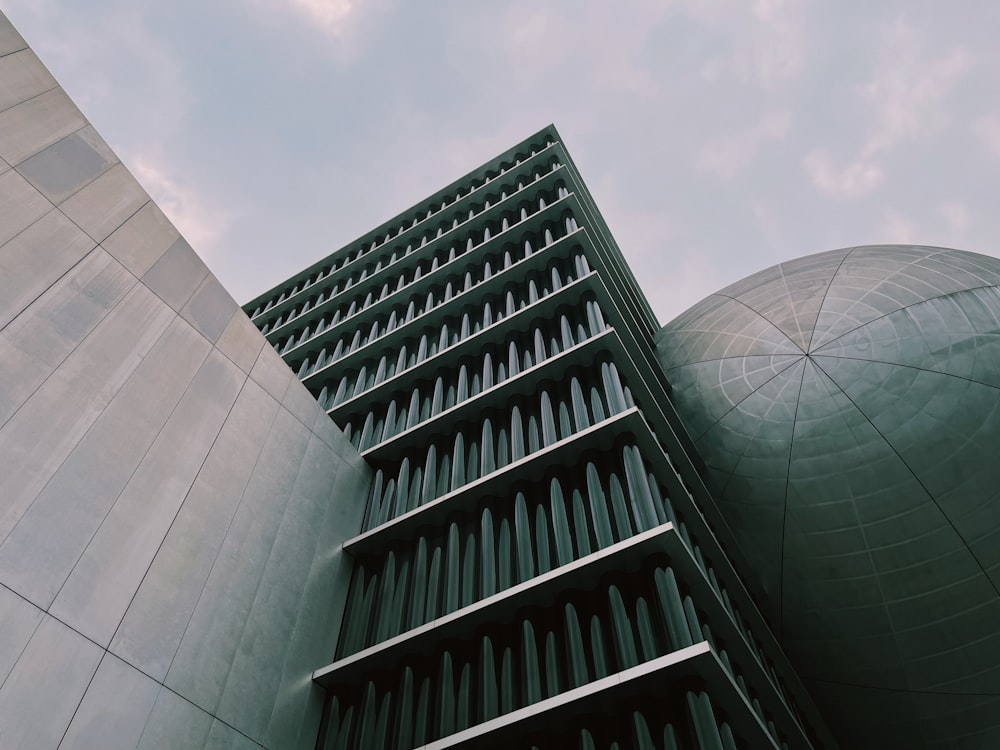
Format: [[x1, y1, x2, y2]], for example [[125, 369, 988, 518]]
[[244, 126, 836, 750]]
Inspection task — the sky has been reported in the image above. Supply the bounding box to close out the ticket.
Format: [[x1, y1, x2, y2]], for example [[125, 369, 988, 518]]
[[3, 0, 1000, 323]]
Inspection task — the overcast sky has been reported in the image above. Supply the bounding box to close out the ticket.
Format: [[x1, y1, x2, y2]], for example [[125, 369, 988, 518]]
[[4, 0, 999, 322]]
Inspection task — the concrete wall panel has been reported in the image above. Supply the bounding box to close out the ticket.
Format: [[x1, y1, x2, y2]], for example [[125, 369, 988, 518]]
[[206, 722, 264, 750], [0, 17, 26, 55], [0, 208, 95, 328], [110, 377, 282, 680], [282, 368, 326, 427], [48, 349, 245, 646], [0, 88, 85, 165], [262, 451, 370, 747], [0, 168, 50, 244], [0, 281, 173, 540], [61, 161, 146, 242], [216, 309, 266, 374], [102, 199, 178, 277], [217, 432, 362, 743], [0, 48, 56, 111], [141, 236, 209, 312], [135, 688, 216, 750], [183, 274, 240, 344], [0, 585, 43, 685], [59, 654, 161, 750], [250, 340, 294, 402], [164, 405, 315, 711], [0, 246, 134, 381], [17, 124, 116, 203], [0, 615, 103, 750], [0, 315, 209, 609]]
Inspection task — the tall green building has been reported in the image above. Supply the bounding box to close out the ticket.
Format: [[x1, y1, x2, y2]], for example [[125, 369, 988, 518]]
[[245, 126, 836, 749]]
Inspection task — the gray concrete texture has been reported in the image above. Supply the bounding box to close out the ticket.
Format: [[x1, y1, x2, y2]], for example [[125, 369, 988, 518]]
[[0, 11, 370, 749]]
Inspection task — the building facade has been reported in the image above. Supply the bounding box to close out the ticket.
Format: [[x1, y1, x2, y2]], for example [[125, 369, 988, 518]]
[[245, 127, 837, 749]]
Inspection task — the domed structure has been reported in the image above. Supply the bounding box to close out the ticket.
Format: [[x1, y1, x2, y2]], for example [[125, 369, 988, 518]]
[[656, 245, 1000, 749]]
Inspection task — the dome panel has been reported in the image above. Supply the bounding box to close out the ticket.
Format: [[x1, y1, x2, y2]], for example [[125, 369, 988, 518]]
[[810, 245, 1000, 350], [816, 356, 1000, 559], [695, 356, 803, 479], [662, 354, 802, 439], [657, 293, 802, 365], [912, 692, 1000, 750], [695, 359, 805, 620], [813, 286, 1000, 388], [803, 681, 924, 750], [780, 360, 950, 644], [715, 247, 852, 350]]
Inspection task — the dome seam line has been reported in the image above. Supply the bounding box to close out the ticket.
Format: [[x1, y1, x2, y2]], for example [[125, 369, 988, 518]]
[[713, 293, 807, 355], [802, 675, 1000, 698], [804, 246, 856, 353], [803, 357, 919, 700], [683, 356, 805, 442], [810, 282, 1000, 354], [809, 355, 1000, 662], [779, 354, 810, 644], [809, 353, 1000, 392]]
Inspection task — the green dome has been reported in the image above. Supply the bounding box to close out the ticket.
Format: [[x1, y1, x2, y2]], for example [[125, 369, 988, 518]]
[[656, 245, 1000, 749]]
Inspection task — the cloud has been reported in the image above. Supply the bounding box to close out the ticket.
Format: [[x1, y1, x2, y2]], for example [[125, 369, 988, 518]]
[[879, 208, 917, 244], [802, 149, 883, 198], [288, 0, 353, 35], [939, 201, 970, 233], [697, 110, 791, 181], [805, 19, 970, 198], [751, 198, 782, 241], [876, 202, 973, 251], [745, 0, 807, 86], [693, 0, 808, 88], [509, 8, 549, 48], [659, 250, 727, 321], [479, 4, 665, 97], [245, 0, 374, 62], [861, 21, 969, 154], [130, 155, 233, 261], [972, 113, 1000, 159]]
